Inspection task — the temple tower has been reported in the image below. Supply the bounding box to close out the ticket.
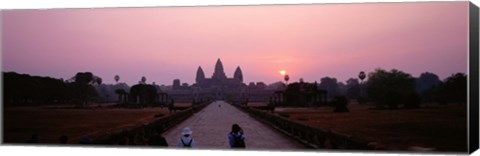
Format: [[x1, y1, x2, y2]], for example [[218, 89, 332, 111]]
[[234, 66, 243, 83], [196, 66, 205, 83], [212, 58, 227, 80]]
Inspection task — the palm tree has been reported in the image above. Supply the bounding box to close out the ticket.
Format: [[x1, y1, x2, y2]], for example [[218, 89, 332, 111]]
[[94, 77, 102, 86], [284, 74, 290, 85], [141, 76, 147, 84], [114, 75, 122, 103], [358, 71, 366, 99], [114, 75, 120, 83], [358, 71, 366, 83]]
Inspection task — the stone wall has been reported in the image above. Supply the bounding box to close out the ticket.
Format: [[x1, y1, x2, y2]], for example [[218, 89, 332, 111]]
[[231, 103, 381, 150]]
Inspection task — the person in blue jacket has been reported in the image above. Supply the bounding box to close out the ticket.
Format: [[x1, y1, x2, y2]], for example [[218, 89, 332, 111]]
[[228, 124, 246, 148]]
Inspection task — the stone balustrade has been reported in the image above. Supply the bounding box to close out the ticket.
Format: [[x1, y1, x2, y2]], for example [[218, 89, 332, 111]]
[[92, 102, 210, 145], [231, 103, 379, 150]]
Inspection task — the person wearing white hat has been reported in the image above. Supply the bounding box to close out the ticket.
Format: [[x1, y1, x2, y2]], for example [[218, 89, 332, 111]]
[[177, 127, 196, 148]]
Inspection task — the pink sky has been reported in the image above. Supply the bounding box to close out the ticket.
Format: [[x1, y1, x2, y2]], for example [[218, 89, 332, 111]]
[[1, 2, 469, 86]]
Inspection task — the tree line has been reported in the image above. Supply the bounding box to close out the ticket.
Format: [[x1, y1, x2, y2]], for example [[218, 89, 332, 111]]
[[4, 68, 467, 109], [3, 72, 164, 107], [3, 72, 106, 107], [315, 69, 467, 109]]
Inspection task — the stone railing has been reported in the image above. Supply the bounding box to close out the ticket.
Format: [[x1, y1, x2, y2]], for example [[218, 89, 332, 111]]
[[92, 102, 210, 145], [231, 103, 377, 150]]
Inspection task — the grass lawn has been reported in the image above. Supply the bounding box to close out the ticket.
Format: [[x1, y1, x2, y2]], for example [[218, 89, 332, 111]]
[[254, 102, 467, 151], [3, 103, 192, 144]]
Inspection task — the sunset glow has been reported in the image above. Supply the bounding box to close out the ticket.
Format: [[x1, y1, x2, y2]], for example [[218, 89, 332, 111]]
[[280, 70, 287, 76], [1, 2, 469, 86]]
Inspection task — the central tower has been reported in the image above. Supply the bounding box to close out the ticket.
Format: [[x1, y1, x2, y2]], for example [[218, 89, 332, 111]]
[[212, 58, 227, 80]]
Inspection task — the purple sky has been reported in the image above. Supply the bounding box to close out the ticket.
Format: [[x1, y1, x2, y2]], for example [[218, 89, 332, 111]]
[[1, 2, 469, 86]]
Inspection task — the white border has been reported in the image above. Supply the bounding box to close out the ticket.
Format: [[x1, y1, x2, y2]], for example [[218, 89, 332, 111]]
[[0, 0, 472, 10], [0, 0, 479, 156]]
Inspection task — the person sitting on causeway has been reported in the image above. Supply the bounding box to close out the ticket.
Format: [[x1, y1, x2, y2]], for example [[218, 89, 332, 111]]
[[228, 124, 246, 148], [177, 127, 195, 148]]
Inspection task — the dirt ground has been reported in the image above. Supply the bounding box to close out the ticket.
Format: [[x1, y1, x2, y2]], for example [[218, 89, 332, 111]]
[[270, 103, 468, 152], [3, 103, 192, 144]]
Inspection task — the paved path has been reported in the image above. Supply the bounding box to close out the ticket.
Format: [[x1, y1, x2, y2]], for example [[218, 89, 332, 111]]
[[162, 101, 307, 150]]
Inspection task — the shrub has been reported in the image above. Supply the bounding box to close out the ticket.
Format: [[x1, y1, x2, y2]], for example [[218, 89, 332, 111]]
[[403, 92, 422, 109], [332, 96, 349, 113]]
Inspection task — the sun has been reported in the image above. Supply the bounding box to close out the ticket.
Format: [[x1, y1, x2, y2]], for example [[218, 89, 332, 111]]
[[279, 70, 287, 76]]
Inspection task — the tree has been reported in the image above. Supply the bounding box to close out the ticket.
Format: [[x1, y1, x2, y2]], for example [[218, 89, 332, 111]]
[[3, 72, 71, 106], [345, 78, 361, 99], [366, 69, 419, 109], [358, 71, 367, 104], [437, 73, 467, 105], [337, 82, 347, 96], [415, 72, 441, 102], [358, 71, 366, 83], [70, 72, 102, 107], [416, 72, 441, 93], [141, 76, 147, 84], [284, 74, 290, 84], [114, 75, 120, 83], [346, 78, 360, 88], [331, 96, 349, 113], [96, 77, 102, 85], [94, 84, 111, 102]]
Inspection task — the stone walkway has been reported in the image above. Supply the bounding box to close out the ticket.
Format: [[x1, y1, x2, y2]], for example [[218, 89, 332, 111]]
[[162, 101, 307, 150]]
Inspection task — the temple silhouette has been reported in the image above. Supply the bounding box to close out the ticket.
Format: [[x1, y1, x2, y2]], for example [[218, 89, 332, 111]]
[[165, 58, 275, 102], [192, 58, 246, 100]]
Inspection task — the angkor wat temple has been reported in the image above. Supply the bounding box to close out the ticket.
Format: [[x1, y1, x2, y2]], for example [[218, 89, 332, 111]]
[[191, 58, 247, 101], [165, 58, 275, 102], [114, 58, 326, 107]]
